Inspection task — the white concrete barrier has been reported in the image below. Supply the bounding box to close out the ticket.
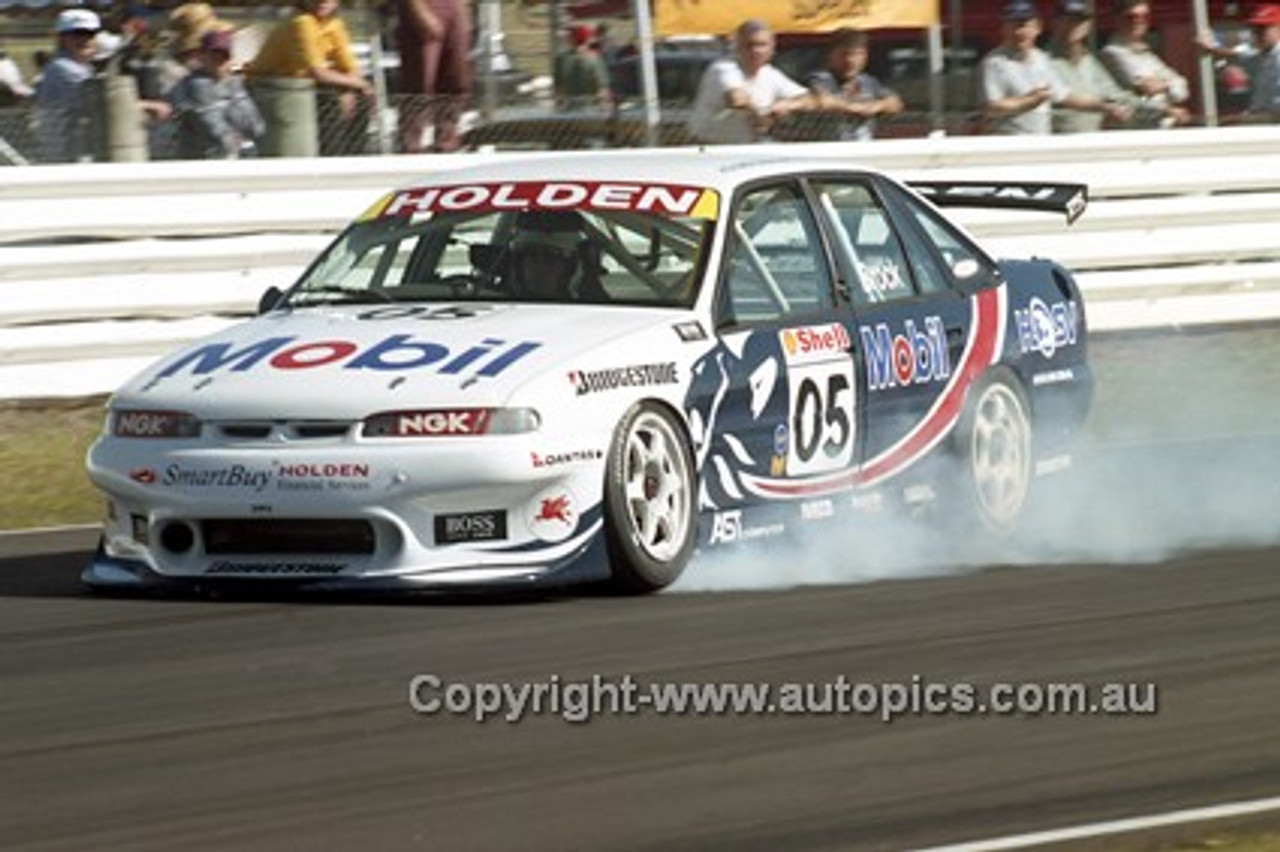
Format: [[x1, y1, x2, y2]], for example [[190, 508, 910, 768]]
[[3, 127, 1280, 401]]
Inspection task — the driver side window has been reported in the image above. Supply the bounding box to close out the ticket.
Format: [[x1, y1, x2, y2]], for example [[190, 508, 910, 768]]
[[719, 183, 833, 327]]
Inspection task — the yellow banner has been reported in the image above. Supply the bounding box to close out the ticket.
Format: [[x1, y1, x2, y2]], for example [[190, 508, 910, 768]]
[[654, 0, 939, 36]]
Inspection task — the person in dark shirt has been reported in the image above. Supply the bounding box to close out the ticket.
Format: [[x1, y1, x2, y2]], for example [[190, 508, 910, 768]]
[[804, 28, 903, 141]]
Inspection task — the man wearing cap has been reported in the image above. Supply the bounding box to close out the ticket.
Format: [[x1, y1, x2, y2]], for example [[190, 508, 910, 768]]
[[1246, 4, 1280, 121], [34, 8, 102, 162], [554, 24, 612, 112], [981, 1, 1107, 134], [1048, 0, 1136, 132]]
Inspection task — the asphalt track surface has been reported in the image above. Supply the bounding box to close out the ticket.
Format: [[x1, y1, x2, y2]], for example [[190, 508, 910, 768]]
[[3, 327, 1280, 851]]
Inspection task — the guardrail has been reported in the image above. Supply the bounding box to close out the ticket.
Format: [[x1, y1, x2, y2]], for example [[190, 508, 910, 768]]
[[3, 126, 1280, 401]]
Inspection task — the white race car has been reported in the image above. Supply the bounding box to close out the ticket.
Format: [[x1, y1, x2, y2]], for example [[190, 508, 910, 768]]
[[85, 151, 1092, 594]]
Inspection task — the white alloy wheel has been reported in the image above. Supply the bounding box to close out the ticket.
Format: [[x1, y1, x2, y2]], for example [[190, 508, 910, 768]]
[[604, 404, 696, 592], [964, 377, 1032, 534]]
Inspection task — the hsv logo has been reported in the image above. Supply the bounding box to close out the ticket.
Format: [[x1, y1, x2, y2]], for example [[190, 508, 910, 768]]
[[380, 182, 718, 219], [153, 335, 540, 381], [860, 316, 951, 391], [1015, 298, 1078, 358], [780, 323, 851, 364]]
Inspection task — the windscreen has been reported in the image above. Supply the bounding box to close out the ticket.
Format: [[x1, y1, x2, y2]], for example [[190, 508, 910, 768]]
[[286, 180, 719, 309]]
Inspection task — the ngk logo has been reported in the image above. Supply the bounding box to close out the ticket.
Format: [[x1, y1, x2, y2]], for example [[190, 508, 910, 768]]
[[398, 410, 489, 435], [117, 412, 174, 436]]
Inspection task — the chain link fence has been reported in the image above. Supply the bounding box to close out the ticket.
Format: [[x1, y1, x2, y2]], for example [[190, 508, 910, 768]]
[[2, 86, 984, 166]]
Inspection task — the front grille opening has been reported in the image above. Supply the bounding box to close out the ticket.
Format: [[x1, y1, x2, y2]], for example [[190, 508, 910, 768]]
[[291, 422, 353, 439], [213, 421, 354, 441], [202, 519, 376, 555], [218, 423, 273, 439]]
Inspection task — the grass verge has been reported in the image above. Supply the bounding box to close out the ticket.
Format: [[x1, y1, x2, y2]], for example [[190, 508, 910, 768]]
[[0, 398, 106, 529]]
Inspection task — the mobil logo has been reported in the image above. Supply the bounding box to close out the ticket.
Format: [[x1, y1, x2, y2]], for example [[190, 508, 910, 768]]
[[859, 316, 950, 391], [154, 334, 541, 380]]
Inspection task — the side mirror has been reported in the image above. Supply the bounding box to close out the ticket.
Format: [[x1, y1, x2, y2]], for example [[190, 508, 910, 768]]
[[258, 286, 286, 314]]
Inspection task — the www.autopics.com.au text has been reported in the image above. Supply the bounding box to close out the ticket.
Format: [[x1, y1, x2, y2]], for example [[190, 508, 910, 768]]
[[407, 673, 1158, 724]]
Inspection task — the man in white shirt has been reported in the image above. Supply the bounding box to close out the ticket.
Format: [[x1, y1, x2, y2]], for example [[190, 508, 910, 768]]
[[687, 19, 815, 144], [981, 0, 1078, 134], [0, 37, 34, 103], [1100, 0, 1191, 127]]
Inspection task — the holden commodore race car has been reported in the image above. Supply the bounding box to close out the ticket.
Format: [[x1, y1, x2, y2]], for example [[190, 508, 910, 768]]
[[84, 151, 1092, 594]]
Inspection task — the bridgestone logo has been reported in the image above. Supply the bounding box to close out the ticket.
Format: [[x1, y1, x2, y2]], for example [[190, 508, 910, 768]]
[[206, 561, 345, 575], [570, 363, 678, 396]]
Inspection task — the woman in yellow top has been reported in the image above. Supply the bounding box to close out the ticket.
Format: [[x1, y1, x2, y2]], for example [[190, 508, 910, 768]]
[[248, 0, 374, 154]]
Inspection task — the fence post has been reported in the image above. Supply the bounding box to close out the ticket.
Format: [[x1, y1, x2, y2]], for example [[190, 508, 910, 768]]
[[89, 74, 149, 162], [249, 77, 319, 158]]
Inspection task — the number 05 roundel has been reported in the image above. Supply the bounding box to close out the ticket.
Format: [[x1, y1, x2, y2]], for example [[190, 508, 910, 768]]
[[779, 324, 856, 477]]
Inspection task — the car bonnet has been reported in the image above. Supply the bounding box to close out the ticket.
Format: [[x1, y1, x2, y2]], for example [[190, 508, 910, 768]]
[[111, 303, 685, 419]]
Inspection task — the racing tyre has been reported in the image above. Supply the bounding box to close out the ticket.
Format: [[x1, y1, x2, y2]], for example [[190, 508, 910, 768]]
[[603, 403, 697, 593], [952, 369, 1032, 536]]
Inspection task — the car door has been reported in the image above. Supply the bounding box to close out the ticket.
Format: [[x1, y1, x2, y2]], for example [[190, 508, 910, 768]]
[[688, 179, 857, 528], [805, 175, 1005, 491]]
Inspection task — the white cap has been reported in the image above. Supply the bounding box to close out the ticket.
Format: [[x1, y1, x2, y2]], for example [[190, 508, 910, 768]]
[[56, 8, 102, 34]]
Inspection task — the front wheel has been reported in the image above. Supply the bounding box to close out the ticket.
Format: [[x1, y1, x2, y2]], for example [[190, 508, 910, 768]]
[[953, 370, 1033, 536], [603, 403, 697, 593]]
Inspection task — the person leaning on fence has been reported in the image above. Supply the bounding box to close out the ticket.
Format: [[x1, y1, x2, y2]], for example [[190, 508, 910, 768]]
[[1244, 4, 1280, 122], [395, 0, 472, 153], [803, 28, 903, 141], [167, 27, 265, 159], [554, 24, 612, 112], [1100, 0, 1191, 127], [34, 8, 102, 162], [980, 1, 1115, 135], [687, 19, 816, 144], [247, 0, 374, 155], [93, 4, 179, 158], [167, 2, 221, 82], [1048, 0, 1135, 132], [0, 35, 35, 105]]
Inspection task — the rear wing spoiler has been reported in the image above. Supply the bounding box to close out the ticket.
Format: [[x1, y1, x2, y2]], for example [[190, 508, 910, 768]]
[[908, 181, 1088, 225]]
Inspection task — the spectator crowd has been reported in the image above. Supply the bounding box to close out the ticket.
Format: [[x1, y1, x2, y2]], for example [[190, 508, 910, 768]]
[[0, 0, 1278, 162]]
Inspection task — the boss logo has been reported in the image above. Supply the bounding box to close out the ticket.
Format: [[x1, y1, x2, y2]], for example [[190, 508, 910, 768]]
[[434, 511, 507, 544]]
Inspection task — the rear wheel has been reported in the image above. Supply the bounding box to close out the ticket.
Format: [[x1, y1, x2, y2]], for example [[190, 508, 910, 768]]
[[603, 403, 696, 593], [954, 370, 1032, 536]]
